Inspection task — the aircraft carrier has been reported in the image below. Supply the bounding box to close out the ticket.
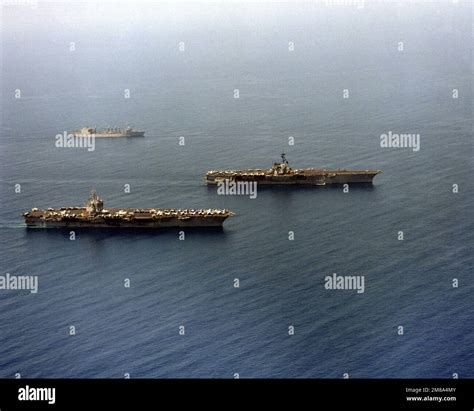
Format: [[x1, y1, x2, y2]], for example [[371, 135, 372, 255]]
[[23, 191, 234, 228], [206, 154, 382, 185], [71, 126, 145, 138]]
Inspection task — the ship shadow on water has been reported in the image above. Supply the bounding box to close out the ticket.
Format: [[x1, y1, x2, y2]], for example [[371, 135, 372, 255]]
[[253, 184, 377, 193], [206, 183, 377, 195], [24, 226, 226, 240]]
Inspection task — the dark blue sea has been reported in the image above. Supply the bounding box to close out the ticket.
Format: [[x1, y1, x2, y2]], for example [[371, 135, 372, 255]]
[[0, 1, 472, 378]]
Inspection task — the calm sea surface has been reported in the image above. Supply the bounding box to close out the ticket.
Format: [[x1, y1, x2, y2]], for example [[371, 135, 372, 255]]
[[0, 1, 472, 377]]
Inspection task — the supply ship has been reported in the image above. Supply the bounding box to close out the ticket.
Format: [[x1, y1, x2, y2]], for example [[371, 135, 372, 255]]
[[206, 154, 382, 185], [71, 126, 145, 138], [23, 191, 234, 228]]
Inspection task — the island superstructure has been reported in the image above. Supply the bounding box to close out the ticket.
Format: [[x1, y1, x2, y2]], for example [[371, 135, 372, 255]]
[[71, 127, 145, 138], [23, 191, 234, 228], [206, 154, 382, 185]]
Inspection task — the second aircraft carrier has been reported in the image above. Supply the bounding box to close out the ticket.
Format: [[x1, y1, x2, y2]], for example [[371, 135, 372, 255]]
[[206, 154, 382, 186]]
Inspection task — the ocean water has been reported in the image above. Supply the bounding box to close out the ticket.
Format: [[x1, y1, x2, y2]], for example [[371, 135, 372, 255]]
[[0, 1, 472, 378]]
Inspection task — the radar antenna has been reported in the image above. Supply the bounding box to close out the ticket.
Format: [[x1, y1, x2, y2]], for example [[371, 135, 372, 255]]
[[281, 153, 288, 164]]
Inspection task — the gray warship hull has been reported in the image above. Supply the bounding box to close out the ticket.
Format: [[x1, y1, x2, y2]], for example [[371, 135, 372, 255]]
[[24, 215, 229, 228], [71, 127, 145, 138], [23, 192, 234, 229], [206, 169, 380, 185], [206, 154, 381, 186], [88, 131, 144, 138]]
